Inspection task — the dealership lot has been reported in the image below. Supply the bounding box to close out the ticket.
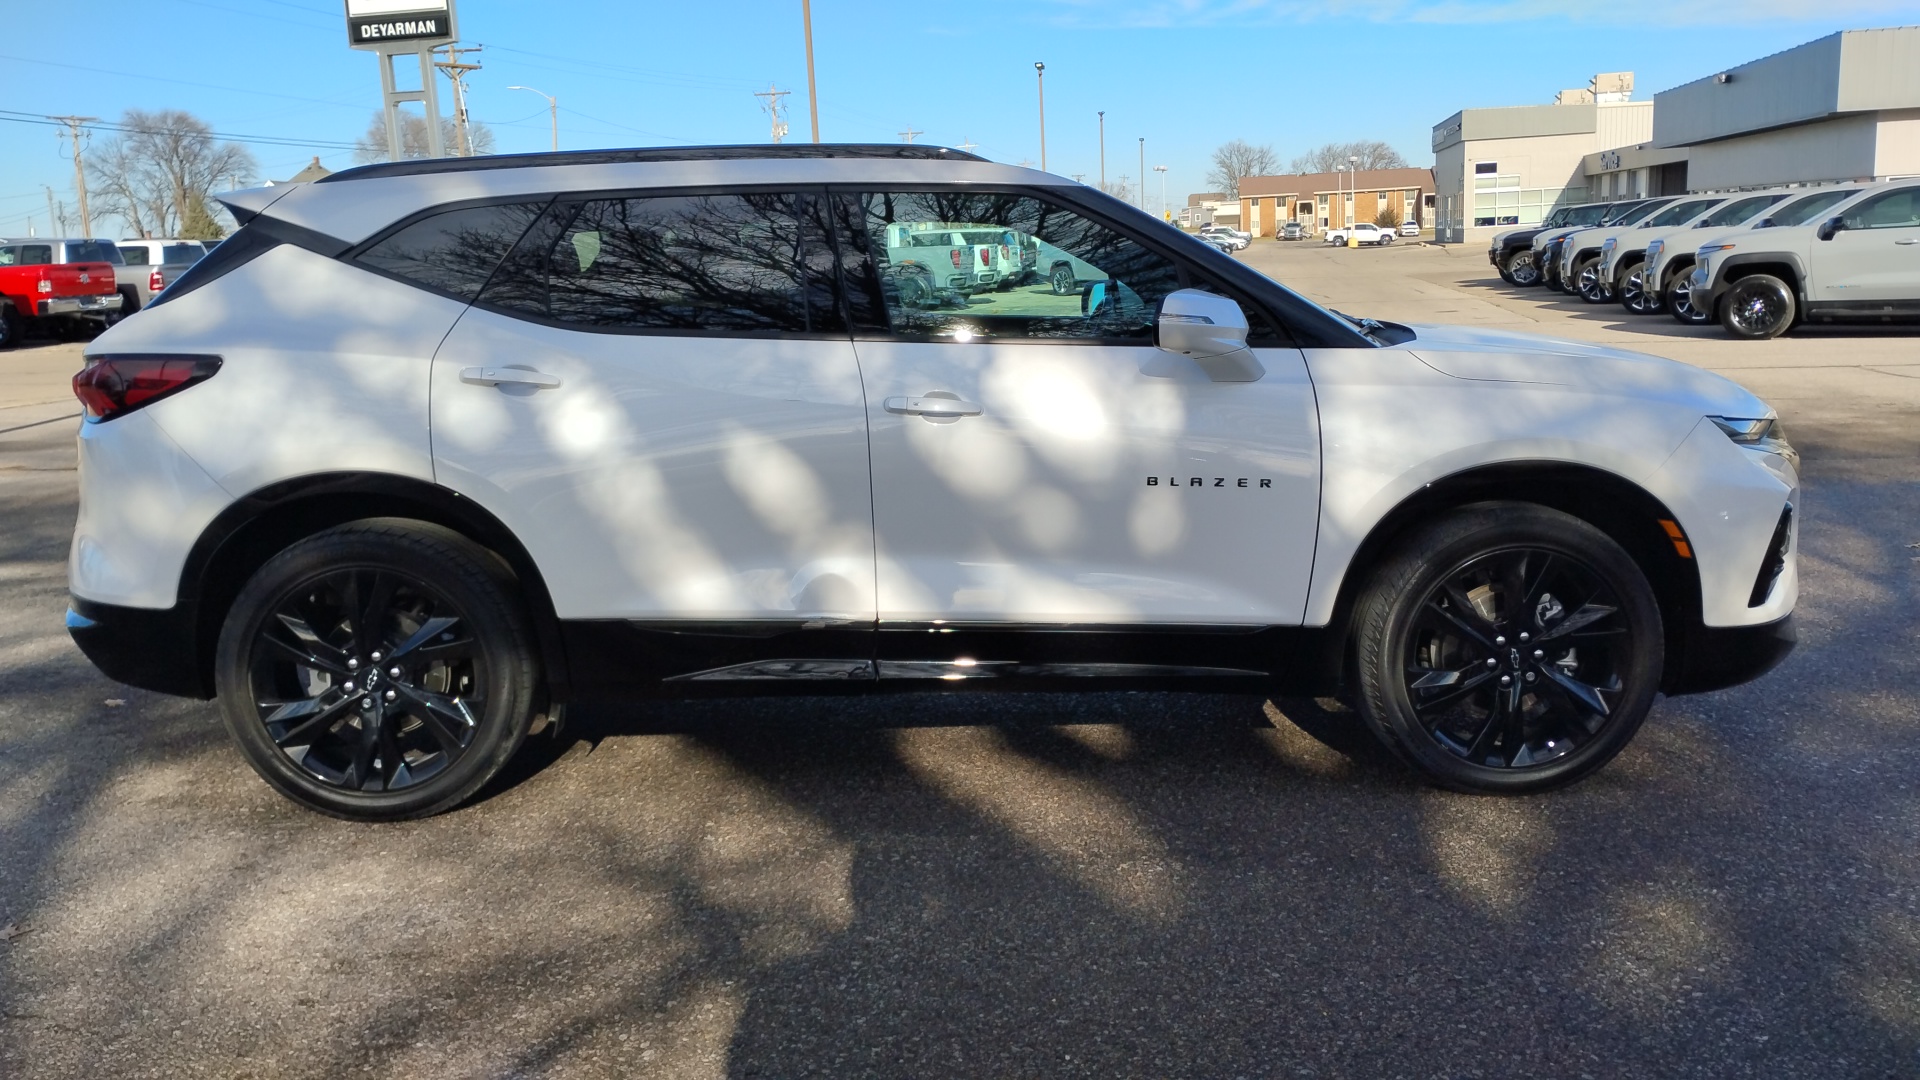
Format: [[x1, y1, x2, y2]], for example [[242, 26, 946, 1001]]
[[2, 248, 1917, 1078]]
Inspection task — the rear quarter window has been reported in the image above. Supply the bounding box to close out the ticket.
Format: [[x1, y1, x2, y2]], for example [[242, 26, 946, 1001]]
[[161, 243, 205, 264], [354, 201, 552, 301], [120, 245, 154, 265]]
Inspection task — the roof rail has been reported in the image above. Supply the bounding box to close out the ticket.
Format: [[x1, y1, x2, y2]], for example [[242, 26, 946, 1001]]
[[317, 143, 989, 183]]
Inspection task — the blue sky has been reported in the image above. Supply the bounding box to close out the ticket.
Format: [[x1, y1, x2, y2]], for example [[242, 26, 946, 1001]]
[[0, 0, 1911, 235]]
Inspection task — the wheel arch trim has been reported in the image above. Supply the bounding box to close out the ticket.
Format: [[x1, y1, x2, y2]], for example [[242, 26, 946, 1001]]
[[177, 471, 573, 702]]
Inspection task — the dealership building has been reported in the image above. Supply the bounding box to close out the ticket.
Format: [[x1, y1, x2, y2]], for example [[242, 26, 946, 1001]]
[[1433, 25, 1920, 244]]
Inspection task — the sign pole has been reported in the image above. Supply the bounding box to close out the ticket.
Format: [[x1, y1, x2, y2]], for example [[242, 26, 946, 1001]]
[[346, 0, 457, 161]]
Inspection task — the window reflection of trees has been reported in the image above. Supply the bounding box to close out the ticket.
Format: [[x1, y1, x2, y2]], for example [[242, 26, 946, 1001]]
[[541, 195, 824, 333], [357, 202, 551, 301], [857, 192, 1180, 342]]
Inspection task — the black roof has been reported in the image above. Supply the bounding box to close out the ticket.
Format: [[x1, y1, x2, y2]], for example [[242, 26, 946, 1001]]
[[318, 143, 989, 183]]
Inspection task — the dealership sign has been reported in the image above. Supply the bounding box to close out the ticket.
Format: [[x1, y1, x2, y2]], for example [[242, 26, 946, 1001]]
[[344, 0, 456, 50]]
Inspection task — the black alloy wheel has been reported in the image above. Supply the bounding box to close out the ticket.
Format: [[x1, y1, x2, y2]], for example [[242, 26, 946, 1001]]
[[1506, 250, 1541, 287], [215, 520, 538, 820], [1666, 268, 1710, 325], [1352, 505, 1662, 793], [1618, 261, 1661, 314], [1720, 273, 1796, 340], [894, 270, 931, 309], [1574, 256, 1609, 303]]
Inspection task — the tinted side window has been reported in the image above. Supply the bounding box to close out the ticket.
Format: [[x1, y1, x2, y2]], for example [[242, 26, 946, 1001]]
[[843, 190, 1183, 342], [1845, 189, 1920, 230], [120, 245, 154, 265], [20, 245, 51, 266], [356, 201, 550, 301], [1767, 191, 1855, 227], [480, 192, 839, 334], [161, 243, 205, 264], [66, 241, 123, 265]]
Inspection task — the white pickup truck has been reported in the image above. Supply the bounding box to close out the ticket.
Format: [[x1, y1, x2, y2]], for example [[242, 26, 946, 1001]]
[[1325, 222, 1394, 246]]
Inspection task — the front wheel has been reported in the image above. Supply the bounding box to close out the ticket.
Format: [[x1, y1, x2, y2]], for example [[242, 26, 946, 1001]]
[[1506, 249, 1540, 287], [1666, 267, 1710, 324], [1351, 505, 1663, 793], [1573, 256, 1608, 303], [1618, 261, 1660, 314], [1720, 273, 1796, 339], [214, 520, 539, 820], [1048, 264, 1076, 295]]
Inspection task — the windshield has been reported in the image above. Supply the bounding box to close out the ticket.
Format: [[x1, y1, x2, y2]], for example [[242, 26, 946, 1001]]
[[1643, 199, 1720, 228], [1569, 204, 1612, 225], [1698, 195, 1783, 228], [1766, 190, 1857, 227], [1609, 200, 1670, 227]]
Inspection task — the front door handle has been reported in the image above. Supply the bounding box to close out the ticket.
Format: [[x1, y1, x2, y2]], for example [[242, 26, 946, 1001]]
[[460, 366, 562, 389], [1895, 238, 1919, 246], [885, 395, 982, 417]]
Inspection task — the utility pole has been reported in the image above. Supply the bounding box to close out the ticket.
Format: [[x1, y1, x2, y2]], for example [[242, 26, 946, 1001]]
[[433, 44, 483, 156], [755, 84, 792, 143], [1153, 164, 1168, 219], [508, 86, 557, 151], [958, 137, 978, 153], [50, 115, 96, 237], [1138, 137, 1146, 211], [898, 126, 922, 143], [1098, 111, 1105, 189], [800, 0, 820, 142], [44, 186, 57, 238], [1034, 63, 1046, 171]]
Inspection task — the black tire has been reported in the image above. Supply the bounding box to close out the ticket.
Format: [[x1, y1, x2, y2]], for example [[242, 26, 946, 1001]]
[[1049, 263, 1076, 295], [1719, 273, 1796, 340], [1351, 504, 1663, 794], [1665, 265, 1710, 325], [1617, 260, 1660, 314], [214, 519, 539, 820], [1497, 267, 1515, 284], [0, 304, 19, 350], [1573, 255, 1608, 303], [1505, 249, 1541, 287], [894, 269, 932, 309]]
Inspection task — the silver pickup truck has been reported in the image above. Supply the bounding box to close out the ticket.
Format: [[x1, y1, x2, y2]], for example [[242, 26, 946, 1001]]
[[114, 238, 214, 315]]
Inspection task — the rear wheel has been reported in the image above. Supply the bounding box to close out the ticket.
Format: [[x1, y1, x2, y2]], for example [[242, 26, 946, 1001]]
[[1618, 261, 1660, 314], [1049, 263, 1076, 295], [1352, 505, 1663, 794], [1719, 273, 1796, 339], [0, 304, 19, 350], [214, 520, 539, 820], [1506, 250, 1540, 287], [894, 268, 933, 309]]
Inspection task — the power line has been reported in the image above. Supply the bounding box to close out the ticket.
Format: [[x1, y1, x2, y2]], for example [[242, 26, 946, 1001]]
[[0, 112, 359, 151], [0, 53, 371, 112]]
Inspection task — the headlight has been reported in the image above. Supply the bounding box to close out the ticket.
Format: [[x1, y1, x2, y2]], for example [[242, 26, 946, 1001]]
[[1696, 243, 1734, 278], [1646, 239, 1664, 260], [1711, 416, 1799, 473]]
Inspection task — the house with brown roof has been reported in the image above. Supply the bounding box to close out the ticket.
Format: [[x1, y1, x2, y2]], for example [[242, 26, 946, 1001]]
[[1237, 168, 1435, 237]]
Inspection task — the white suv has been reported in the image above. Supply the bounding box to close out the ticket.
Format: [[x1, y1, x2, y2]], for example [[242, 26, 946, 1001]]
[[67, 145, 1801, 819]]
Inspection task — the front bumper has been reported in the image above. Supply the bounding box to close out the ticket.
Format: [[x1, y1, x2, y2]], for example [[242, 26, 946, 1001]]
[[1663, 613, 1796, 695], [37, 294, 118, 317], [67, 595, 212, 699], [1687, 266, 1715, 319]]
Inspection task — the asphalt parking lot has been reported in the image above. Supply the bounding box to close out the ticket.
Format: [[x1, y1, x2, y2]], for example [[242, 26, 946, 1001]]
[[2, 249, 1917, 1078]]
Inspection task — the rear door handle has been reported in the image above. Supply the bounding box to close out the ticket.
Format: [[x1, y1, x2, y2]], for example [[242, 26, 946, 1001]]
[[1894, 238, 1919, 246], [885, 395, 982, 417], [460, 366, 562, 389]]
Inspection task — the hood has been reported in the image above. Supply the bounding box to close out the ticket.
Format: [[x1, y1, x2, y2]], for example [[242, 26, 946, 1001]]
[[1400, 323, 1770, 416]]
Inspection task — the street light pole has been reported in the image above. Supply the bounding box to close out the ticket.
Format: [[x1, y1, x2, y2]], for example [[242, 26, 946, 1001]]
[[1348, 153, 1360, 227], [1034, 63, 1047, 171], [800, 0, 821, 142], [1098, 111, 1105, 189], [507, 85, 557, 151], [1138, 137, 1145, 211]]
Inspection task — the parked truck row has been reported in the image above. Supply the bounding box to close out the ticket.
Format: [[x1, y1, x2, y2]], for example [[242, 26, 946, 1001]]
[[1486, 179, 1920, 339], [0, 236, 214, 348]]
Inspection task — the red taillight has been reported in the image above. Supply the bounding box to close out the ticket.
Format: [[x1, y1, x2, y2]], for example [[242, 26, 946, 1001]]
[[950, 249, 963, 269], [1001, 244, 1011, 263], [36, 278, 51, 294], [72, 355, 221, 422], [979, 247, 991, 267], [149, 269, 165, 293]]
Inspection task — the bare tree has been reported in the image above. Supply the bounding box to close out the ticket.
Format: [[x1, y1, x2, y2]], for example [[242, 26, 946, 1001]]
[[354, 112, 495, 164], [1100, 177, 1133, 204], [1206, 140, 1279, 199], [1288, 140, 1410, 174], [86, 110, 257, 240]]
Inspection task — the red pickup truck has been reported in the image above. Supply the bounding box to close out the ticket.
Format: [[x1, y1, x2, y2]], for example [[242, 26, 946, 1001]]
[[0, 238, 123, 349]]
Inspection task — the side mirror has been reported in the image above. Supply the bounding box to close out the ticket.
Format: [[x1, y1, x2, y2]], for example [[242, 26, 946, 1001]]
[[1156, 289, 1264, 383], [1816, 216, 1843, 241]]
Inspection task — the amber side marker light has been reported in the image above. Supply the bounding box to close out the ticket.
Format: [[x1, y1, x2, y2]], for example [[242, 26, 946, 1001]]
[[73, 355, 222, 422], [1658, 518, 1692, 559]]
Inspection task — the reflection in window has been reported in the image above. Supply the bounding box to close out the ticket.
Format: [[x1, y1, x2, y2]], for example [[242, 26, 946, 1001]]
[[357, 201, 550, 300], [1846, 189, 1920, 230], [843, 191, 1182, 341], [481, 193, 838, 334]]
